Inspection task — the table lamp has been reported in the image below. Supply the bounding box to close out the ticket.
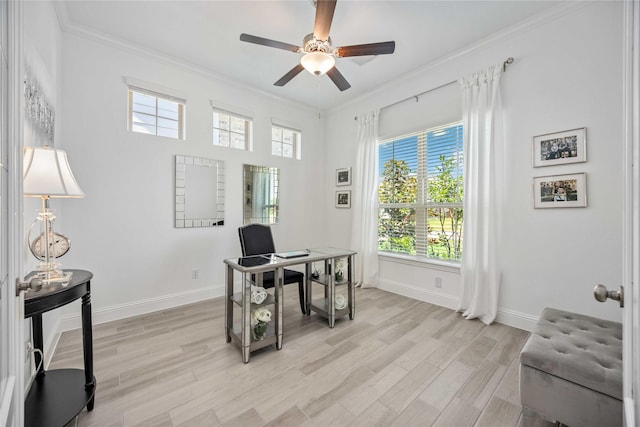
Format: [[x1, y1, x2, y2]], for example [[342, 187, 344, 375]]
[[23, 146, 85, 285]]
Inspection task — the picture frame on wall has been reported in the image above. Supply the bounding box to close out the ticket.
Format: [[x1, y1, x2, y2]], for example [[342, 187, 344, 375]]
[[533, 173, 587, 208], [533, 127, 586, 167], [336, 190, 351, 208], [336, 167, 352, 186]]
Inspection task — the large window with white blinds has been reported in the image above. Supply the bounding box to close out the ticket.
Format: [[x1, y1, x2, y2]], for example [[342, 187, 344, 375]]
[[378, 121, 463, 261], [128, 87, 185, 140]]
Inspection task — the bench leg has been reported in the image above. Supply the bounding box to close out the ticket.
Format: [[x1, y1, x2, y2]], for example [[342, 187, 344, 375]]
[[521, 407, 563, 427], [521, 407, 536, 427]]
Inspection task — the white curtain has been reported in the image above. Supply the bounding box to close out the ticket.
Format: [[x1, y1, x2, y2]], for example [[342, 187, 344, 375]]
[[457, 64, 505, 325], [350, 110, 380, 288]]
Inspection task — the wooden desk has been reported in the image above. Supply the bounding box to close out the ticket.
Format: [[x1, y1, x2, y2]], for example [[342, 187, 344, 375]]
[[24, 269, 96, 427], [224, 247, 356, 363]]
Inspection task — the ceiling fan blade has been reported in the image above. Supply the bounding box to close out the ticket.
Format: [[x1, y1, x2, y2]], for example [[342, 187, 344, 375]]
[[313, 0, 337, 41], [326, 67, 351, 91], [335, 41, 396, 57], [274, 64, 305, 87], [240, 33, 300, 53]]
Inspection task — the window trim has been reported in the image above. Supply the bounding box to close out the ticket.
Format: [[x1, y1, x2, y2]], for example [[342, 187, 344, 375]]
[[378, 252, 461, 273]]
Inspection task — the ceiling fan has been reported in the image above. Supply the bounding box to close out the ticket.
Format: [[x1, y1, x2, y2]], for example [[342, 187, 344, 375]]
[[239, 0, 395, 91]]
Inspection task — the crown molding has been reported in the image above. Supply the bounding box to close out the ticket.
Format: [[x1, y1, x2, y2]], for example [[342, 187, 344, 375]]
[[51, 3, 322, 115], [51, 0, 70, 33], [328, 1, 592, 116], [51, 1, 593, 118]]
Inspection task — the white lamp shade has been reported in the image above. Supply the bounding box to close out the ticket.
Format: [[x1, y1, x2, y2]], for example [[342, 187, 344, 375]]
[[23, 146, 85, 198], [300, 52, 335, 76]]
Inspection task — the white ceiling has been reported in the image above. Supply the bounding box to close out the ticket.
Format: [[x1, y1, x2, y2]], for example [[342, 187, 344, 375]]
[[57, 0, 563, 111]]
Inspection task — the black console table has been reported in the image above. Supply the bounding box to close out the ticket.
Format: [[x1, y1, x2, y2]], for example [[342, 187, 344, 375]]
[[24, 269, 96, 427]]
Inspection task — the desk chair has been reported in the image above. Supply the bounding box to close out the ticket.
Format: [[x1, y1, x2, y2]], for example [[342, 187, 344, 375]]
[[238, 224, 306, 314]]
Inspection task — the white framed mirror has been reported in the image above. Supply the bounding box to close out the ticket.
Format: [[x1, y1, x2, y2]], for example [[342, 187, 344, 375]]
[[175, 155, 225, 228], [243, 164, 279, 225]]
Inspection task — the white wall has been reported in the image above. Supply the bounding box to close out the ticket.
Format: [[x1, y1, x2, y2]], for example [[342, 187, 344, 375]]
[[37, 1, 625, 339], [57, 32, 328, 325], [23, 0, 64, 379], [324, 2, 624, 329]]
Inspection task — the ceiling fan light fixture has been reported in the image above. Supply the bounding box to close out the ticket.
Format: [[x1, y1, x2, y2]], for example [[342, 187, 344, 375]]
[[301, 51, 335, 76]]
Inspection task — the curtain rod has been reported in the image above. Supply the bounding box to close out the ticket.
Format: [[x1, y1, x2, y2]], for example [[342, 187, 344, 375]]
[[354, 57, 514, 120]]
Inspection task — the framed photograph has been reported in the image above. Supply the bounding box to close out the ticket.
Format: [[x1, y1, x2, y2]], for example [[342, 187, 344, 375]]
[[533, 127, 586, 167], [336, 190, 351, 208], [533, 173, 587, 208], [336, 167, 352, 186]]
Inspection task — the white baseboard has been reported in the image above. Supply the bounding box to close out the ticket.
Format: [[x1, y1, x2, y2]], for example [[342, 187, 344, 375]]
[[57, 279, 538, 337], [59, 284, 225, 332], [495, 307, 538, 332], [378, 278, 460, 311], [377, 278, 537, 332]]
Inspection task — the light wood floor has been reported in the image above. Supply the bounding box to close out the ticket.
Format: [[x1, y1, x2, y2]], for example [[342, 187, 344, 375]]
[[50, 287, 554, 427]]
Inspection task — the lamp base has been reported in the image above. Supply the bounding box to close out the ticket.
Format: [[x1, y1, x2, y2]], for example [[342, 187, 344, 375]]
[[33, 266, 73, 286]]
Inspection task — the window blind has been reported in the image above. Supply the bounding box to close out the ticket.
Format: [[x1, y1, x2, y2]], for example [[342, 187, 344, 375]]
[[378, 121, 464, 261]]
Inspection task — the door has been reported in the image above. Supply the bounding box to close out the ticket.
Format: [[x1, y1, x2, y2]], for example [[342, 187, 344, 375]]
[[622, 1, 639, 425], [0, 0, 23, 426]]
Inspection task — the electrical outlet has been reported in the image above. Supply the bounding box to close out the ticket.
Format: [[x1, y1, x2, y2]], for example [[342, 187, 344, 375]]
[[435, 277, 442, 288], [192, 269, 200, 280]]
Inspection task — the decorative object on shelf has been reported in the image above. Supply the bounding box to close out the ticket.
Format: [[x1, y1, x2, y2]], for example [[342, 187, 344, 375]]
[[335, 258, 346, 282], [23, 146, 85, 285], [533, 173, 587, 208], [335, 294, 347, 310], [250, 285, 267, 304], [252, 307, 272, 340], [24, 75, 55, 142], [311, 265, 320, 279], [336, 190, 351, 208], [336, 167, 351, 186], [533, 127, 586, 167]]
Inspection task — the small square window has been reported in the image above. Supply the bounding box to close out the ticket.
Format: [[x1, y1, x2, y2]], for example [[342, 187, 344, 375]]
[[128, 89, 185, 140], [213, 109, 252, 150], [271, 124, 301, 159]]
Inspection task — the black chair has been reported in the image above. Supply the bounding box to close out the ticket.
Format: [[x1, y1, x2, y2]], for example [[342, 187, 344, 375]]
[[238, 224, 305, 314]]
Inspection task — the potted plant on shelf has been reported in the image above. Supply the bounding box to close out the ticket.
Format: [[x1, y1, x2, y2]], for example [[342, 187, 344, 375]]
[[252, 307, 272, 340]]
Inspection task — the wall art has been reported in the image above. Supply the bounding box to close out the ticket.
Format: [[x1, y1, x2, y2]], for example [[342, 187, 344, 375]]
[[336, 190, 351, 208], [533, 173, 587, 208], [336, 167, 351, 186], [24, 75, 55, 142], [533, 127, 586, 167]]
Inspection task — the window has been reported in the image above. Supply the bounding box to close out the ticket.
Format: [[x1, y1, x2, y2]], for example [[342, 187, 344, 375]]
[[271, 125, 301, 159], [128, 88, 185, 139], [378, 121, 463, 261], [213, 108, 252, 150]]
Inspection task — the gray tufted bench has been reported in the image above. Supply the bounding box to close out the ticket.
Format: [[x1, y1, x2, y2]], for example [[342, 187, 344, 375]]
[[519, 307, 622, 427]]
